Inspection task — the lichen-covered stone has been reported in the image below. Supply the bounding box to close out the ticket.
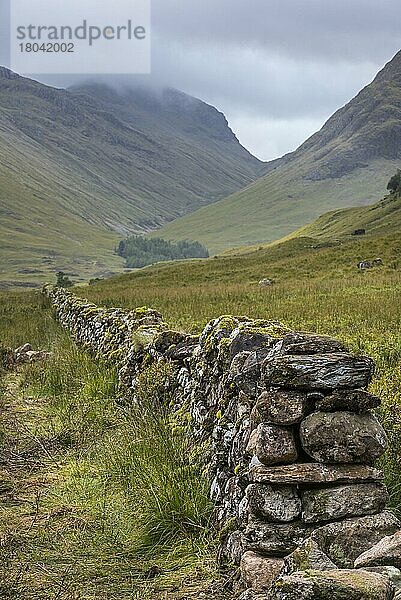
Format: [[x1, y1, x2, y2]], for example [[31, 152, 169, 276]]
[[301, 483, 388, 523], [240, 551, 283, 592], [280, 538, 337, 575], [249, 463, 384, 485], [362, 567, 401, 590], [277, 332, 349, 355], [244, 519, 313, 556], [246, 424, 298, 466], [355, 531, 401, 570], [263, 353, 374, 390], [310, 511, 401, 568], [315, 388, 381, 412], [252, 389, 308, 425], [269, 569, 394, 600], [238, 591, 269, 600], [245, 484, 301, 522], [219, 530, 244, 565], [300, 411, 388, 464]]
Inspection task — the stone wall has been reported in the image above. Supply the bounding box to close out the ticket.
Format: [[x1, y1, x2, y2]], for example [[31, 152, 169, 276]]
[[43, 286, 401, 600]]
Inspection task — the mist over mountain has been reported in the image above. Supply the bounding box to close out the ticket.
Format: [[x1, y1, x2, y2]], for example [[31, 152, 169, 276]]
[[0, 67, 264, 286]]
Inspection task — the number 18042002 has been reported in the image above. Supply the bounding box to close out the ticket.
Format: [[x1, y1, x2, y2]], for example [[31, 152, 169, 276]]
[[19, 43, 75, 53]]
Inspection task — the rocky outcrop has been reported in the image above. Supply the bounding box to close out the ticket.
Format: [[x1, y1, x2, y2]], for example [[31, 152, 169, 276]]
[[43, 286, 400, 600]]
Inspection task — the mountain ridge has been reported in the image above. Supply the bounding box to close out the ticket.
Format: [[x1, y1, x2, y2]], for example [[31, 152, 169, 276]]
[[154, 51, 401, 253]]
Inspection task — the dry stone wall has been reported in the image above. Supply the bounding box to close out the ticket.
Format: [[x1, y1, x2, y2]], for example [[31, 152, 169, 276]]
[[43, 286, 401, 600]]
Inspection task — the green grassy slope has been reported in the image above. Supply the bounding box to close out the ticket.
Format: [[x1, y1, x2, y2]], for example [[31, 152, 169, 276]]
[[155, 50, 401, 253], [293, 193, 401, 240], [155, 159, 398, 254], [0, 69, 264, 287], [81, 230, 400, 332]]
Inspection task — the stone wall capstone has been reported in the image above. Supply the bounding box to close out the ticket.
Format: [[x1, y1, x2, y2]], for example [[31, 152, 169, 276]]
[[43, 286, 401, 600]]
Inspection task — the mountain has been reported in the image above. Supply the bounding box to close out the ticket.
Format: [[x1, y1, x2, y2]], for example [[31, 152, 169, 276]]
[[0, 68, 264, 287], [154, 51, 401, 253]]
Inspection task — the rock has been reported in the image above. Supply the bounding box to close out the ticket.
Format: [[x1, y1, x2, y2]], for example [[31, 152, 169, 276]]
[[311, 511, 401, 568], [246, 424, 298, 466], [238, 591, 269, 600], [269, 569, 395, 600], [249, 463, 384, 485], [219, 530, 244, 565], [259, 279, 274, 288], [244, 519, 313, 556], [240, 551, 283, 592], [301, 483, 388, 523], [277, 332, 349, 355], [362, 567, 401, 590], [252, 389, 308, 425], [355, 531, 401, 569], [15, 343, 32, 354], [300, 411, 388, 464], [281, 538, 337, 575], [315, 388, 381, 412], [245, 484, 301, 522], [229, 331, 275, 359], [230, 349, 270, 397], [263, 353, 374, 390]]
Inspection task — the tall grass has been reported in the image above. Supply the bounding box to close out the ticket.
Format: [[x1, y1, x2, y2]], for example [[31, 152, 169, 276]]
[[1, 232, 401, 596]]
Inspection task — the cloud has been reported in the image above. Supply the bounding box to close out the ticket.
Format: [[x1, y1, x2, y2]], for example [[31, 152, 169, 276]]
[[13, 0, 401, 160]]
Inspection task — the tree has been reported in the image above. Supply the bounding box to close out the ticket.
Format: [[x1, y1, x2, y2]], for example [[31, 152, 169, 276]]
[[387, 169, 401, 194], [56, 271, 73, 288]]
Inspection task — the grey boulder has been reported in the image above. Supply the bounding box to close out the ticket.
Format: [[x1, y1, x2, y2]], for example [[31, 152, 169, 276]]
[[300, 411, 388, 464], [263, 353, 374, 390], [311, 511, 401, 568], [355, 531, 401, 569], [245, 484, 301, 522], [281, 538, 337, 576], [301, 483, 388, 523], [246, 424, 298, 466], [240, 551, 283, 592], [252, 389, 308, 425]]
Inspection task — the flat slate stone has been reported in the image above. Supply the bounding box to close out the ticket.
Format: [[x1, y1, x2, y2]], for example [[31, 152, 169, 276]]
[[316, 388, 381, 412], [263, 353, 374, 390], [310, 511, 401, 568], [269, 569, 394, 600], [278, 332, 349, 355], [249, 463, 385, 485], [300, 411, 388, 464], [301, 483, 388, 523]]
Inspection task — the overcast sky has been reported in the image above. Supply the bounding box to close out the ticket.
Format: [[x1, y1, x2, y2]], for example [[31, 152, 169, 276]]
[[8, 0, 401, 161]]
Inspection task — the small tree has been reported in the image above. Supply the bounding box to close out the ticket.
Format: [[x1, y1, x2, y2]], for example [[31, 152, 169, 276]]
[[387, 169, 401, 194], [56, 271, 73, 288]]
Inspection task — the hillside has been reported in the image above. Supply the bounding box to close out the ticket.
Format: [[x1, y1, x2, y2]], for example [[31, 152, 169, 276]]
[[293, 193, 401, 240], [155, 50, 401, 253], [0, 68, 264, 288]]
